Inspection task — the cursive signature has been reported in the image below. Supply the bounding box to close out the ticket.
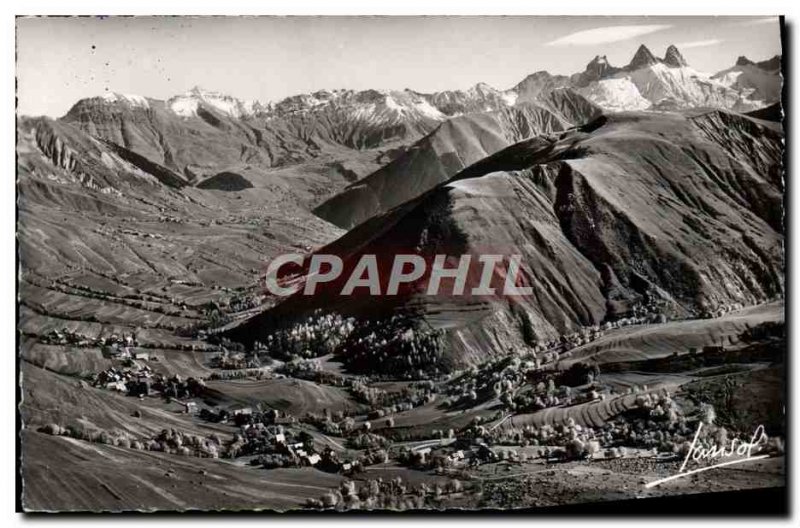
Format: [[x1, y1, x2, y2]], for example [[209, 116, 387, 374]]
[[645, 423, 769, 488]]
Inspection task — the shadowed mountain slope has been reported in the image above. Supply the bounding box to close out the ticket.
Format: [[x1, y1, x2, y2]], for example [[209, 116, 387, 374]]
[[225, 110, 784, 372], [314, 90, 602, 229]]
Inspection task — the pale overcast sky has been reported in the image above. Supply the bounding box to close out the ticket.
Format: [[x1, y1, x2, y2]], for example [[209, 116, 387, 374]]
[[16, 16, 782, 117]]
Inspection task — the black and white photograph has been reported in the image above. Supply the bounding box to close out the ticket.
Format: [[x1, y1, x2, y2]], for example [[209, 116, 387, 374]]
[[12, 10, 790, 517]]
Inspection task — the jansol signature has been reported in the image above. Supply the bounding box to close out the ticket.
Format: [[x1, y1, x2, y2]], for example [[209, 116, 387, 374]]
[[645, 423, 769, 488]]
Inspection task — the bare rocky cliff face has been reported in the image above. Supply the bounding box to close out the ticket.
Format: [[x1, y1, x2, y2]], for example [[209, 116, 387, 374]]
[[663, 45, 688, 68]]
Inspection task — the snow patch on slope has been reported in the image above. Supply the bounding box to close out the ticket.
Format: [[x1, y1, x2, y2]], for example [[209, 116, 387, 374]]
[[712, 64, 782, 105], [406, 96, 447, 120], [99, 92, 150, 109], [168, 87, 263, 118], [168, 97, 200, 117], [578, 78, 651, 111], [622, 64, 740, 109], [501, 91, 519, 106]]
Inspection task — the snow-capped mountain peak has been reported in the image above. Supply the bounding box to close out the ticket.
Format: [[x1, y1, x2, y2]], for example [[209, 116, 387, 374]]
[[65, 44, 780, 138], [571, 43, 780, 113], [62, 92, 152, 120], [468, 82, 497, 96], [384, 91, 447, 120], [711, 55, 783, 107], [168, 86, 264, 118], [93, 92, 150, 109], [264, 88, 447, 132]]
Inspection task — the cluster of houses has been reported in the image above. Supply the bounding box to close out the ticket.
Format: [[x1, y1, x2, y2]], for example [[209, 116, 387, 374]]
[[92, 363, 155, 395], [415, 447, 467, 467], [91, 362, 207, 405], [105, 346, 153, 362], [237, 418, 394, 474], [40, 328, 139, 349], [237, 422, 325, 468], [273, 433, 322, 467]]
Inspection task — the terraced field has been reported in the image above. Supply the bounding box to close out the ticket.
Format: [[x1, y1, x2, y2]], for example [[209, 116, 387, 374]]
[[560, 302, 784, 367], [203, 377, 362, 417]]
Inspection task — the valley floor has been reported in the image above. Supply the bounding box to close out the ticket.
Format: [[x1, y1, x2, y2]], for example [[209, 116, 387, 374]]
[[19, 302, 786, 512]]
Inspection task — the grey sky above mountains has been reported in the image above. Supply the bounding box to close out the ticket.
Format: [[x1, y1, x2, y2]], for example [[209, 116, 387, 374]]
[[16, 15, 781, 117]]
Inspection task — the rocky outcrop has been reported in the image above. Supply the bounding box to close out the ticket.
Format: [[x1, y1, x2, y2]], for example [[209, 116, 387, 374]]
[[736, 55, 782, 71], [573, 56, 620, 87], [663, 45, 688, 68], [513, 71, 573, 103], [627, 44, 660, 70]]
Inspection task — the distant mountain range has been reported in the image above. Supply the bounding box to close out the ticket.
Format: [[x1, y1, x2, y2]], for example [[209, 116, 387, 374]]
[[62, 44, 781, 124], [73, 46, 782, 117], [41, 44, 780, 210]]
